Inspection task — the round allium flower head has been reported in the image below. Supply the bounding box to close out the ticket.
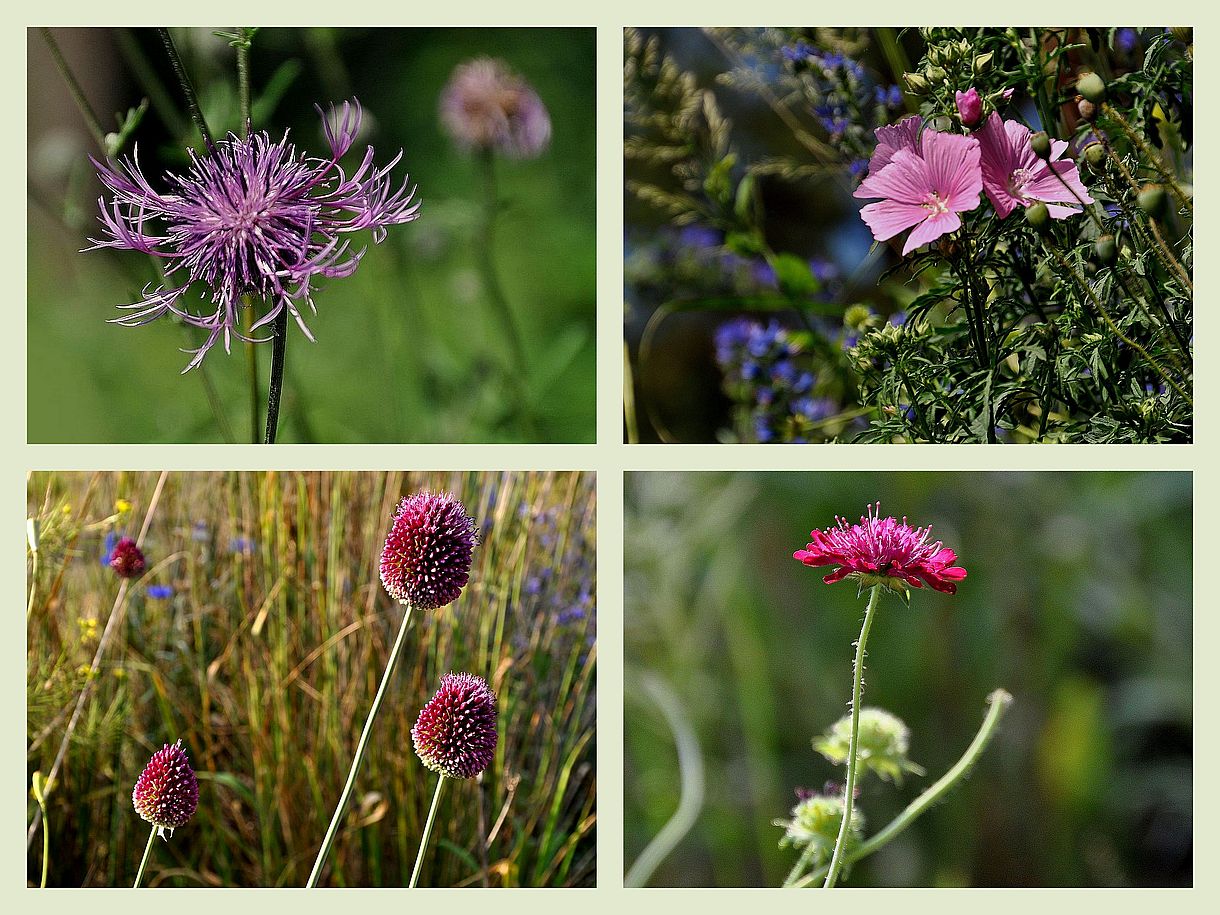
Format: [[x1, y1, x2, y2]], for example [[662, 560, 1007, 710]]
[[411, 672, 498, 779], [132, 739, 199, 838], [814, 708, 925, 785], [379, 491, 478, 610], [439, 58, 551, 158], [794, 502, 967, 595], [88, 99, 421, 370], [108, 536, 146, 579]]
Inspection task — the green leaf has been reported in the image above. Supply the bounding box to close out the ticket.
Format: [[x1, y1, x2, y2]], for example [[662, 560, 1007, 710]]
[[770, 252, 820, 299]]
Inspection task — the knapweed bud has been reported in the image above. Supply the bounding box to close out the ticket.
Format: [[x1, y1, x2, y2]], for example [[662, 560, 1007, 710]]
[[814, 708, 925, 785], [1030, 130, 1052, 159], [1025, 202, 1051, 231], [1094, 234, 1118, 264], [774, 789, 864, 870], [439, 58, 551, 159], [1138, 183, 1168, 219], [955, 88, 982, 128], [379, 491, 478, 610], [109, 537, 146, 579], [132, 740, 199, 838], [411, 672, 498, 779], [1077, 72, 1106, 105]]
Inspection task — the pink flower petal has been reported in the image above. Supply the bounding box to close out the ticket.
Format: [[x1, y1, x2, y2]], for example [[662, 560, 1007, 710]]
[[859, 198, 929, 243]]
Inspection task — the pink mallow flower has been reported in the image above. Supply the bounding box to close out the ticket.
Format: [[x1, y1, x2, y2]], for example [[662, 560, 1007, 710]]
[[854, 121, 982, 256], [794, 503, 967, 595], [955, 88, 982, 127], [975, 112, 1093, 219]]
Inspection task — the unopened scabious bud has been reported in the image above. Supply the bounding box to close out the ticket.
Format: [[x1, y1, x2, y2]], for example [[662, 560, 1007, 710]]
[[412, 672, 498, 779], [814, 708, 925, 785], [109, 537, 146, 579], [132, 739, 198, 838], [379, 491, 478, 610], [1077, 72, 1106, 105], [774, 788, 864, 871], [955, 88, 982, 128]]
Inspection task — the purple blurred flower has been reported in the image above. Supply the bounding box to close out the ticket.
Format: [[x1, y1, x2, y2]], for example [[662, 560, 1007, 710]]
[[109, 537, 146, 579], [440, 58, 551, 159], [147, 584, 174, 600], [88, 100, 421, 370]]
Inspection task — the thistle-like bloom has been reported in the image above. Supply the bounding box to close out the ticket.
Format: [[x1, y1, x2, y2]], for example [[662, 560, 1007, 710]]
[[794, 502, 967, 594], [774, 788, 864, 868], [439, 58, 551, 158], [109, 536, 146, 579], [88, 100, 421, 370], [132, 739, 199, 838], [854, 125, 982, 255], [379, 491, 478, 610], [412, 672, 498, 779], [974, 112, 1094, 219]]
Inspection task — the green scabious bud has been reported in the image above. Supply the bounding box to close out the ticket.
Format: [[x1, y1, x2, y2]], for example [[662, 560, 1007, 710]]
[[1030, 131, 1051, 159], [1025, 202, 1051, 231], [814, 708, 925, 785], [1094, 234, 1118, 265], [774, 790, 864, 872], [1077, 72, 1106, 105], [1138, 183, 1168, 219]]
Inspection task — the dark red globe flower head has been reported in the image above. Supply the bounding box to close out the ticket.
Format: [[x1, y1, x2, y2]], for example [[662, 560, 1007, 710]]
[[412, 672, 498, 779], [132, 739, 199, 838], [794, 502, 967, 595], [379, 491, 478, 610], [109, 537, 147, 579]]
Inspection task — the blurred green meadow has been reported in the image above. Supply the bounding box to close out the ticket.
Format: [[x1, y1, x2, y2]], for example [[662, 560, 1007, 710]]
[[27, 470, 596, 887], [624, 471, 1191, 886], [28, 28, 596, 443]]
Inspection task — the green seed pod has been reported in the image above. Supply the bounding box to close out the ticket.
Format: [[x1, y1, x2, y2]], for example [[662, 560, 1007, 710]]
[[1138, 183, 1168, 219], [1030, 131, 1052, 159], [1094, 234, 1118, 265], [972, 51, 993, 75], [926, 65, 947, 84], [1026, 202, 1051, 231], [1077, 72, 1106, 105], [1084, 142, 1106, 168], [904, 71, 930, 94]]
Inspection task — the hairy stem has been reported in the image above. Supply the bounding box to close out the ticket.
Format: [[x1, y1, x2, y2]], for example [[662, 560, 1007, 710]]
[[158, 28, 214, 148], [306, 603, 414, 886], [823, 584, 882, 888], [409, 775, 447, 888], [133, 825, 157, 888], [263, 309, 287, 444]]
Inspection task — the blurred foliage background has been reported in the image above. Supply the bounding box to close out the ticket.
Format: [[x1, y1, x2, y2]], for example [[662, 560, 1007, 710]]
[[27, 471, 595, 886], [625, 471, 1191, 886], [28, 28, 595, 443]]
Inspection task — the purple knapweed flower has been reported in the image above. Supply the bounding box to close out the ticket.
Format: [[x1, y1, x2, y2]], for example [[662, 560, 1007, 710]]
[[974, 112, 1093, 219], [439, 58, 551, 159], [109, 536, 146, 579], [794, 502, 967, 595], [379, 491, 478, 610], [412, 672, 498, 779], [132, 739, 199, 839], [88, 100, 421, 370]]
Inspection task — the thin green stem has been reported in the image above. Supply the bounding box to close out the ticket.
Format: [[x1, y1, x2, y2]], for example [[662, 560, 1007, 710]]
[[1103, 102, 1192, 215], [306, 603, 414, 887], [41, 29, 108, 151], [236, 33, 260, 442], [263, 309, 288, 444], [236, 33, 252, 133], [791, 689, 1013, 888], [133, 825, 157, 888], [158, 28, 214, 147], [823, 585, 882, 888], [409, 775, 447, 887]]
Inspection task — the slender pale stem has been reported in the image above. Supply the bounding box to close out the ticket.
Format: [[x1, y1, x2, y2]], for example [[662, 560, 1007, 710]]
[[133, 825, 157, 888], [823, 585, 882, 888], [409, 775, 447, 888], [263, 309, 288, 444], [306, 603, 414, 886], [789, 689, 1013, 888], [40, 29, 107, 151]]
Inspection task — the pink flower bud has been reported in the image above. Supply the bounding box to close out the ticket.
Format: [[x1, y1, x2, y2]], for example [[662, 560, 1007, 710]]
[[955, 88, 983, 127]]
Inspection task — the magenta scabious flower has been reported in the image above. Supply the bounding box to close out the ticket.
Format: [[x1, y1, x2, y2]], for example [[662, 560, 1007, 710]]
[[109, 536, 146, 579], [379, 491, 478, 610], [132, 739, 199, 838], [794, 503, 967, 594], [411, 672, 498, 779], [955, 88, 983, 127], [855, 123, 982, 255], [439, 58, 551, 158], [88, 100, 421, 370], [974, 112, 1093, 219]]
